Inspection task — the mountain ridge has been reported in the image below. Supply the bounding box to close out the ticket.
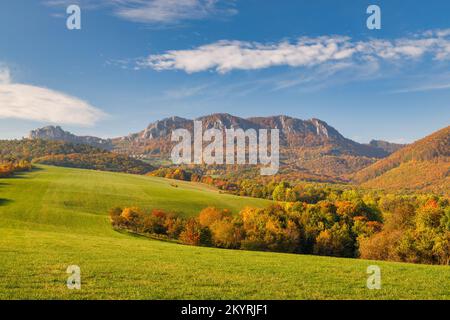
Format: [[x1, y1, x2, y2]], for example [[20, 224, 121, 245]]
[[30, 113, 391, 155], [29, 126, 113, 150], [28, 113, 405, 180]]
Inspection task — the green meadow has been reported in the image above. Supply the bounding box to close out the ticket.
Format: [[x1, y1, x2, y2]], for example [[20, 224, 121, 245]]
[[0, 165, 448, 299]]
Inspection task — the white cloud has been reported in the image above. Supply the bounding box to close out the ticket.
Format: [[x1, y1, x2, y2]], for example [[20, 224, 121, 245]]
[[140, 30, 450, 73], [0, 67, 106, 126], [44, 0, 236, 24], [115, 0, 234, 23], [141, 37, 356, 73]]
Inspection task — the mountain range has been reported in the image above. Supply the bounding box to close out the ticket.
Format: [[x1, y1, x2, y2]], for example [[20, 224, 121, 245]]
[[29, 113, 408, 180], [25, 113, 450, 192]]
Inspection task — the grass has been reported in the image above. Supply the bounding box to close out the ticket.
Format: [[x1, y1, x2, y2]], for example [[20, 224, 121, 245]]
[[0, 165, 448, 299]]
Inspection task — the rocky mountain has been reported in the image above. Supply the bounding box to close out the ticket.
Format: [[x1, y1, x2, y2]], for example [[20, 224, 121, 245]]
[[29, 126, 113, 150], [114, 113, 388, 155], [353, 126, 449, 194], [29, 113, 397, 180]]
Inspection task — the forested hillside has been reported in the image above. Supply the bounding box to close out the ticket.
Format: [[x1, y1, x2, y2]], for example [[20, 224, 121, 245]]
[[352, 126, 449, 194], [0, 139, 154, 174]]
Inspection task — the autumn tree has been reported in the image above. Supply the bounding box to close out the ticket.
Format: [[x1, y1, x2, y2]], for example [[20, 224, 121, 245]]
[[121, 207, 145, 232], [313, 223, 354, 257], [179, 219, 212, 246], [210, 218, 243, 249], [198, 207, 230, 228]]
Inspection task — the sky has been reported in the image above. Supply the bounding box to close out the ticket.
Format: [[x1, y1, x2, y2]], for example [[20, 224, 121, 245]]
[[0, 0, 449, 143]]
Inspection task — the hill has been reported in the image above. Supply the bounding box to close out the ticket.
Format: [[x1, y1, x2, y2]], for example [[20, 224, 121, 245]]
[[353, 126, 450, 194], [368, 140, 405, 154], [30, 113, 395, 180], [0, 139, 154, 174], [0, 165, 448, 299]]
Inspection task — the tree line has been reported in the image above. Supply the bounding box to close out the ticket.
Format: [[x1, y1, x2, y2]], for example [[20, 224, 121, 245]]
[[0, 139, 154, 174], [110, 192, 449, 265], [0, 160, 32, 178]]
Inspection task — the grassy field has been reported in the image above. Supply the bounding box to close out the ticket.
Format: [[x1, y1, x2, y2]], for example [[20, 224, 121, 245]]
[[0, 165, 448, 299]]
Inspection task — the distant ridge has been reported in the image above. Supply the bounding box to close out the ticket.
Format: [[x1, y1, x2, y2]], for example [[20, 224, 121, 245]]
[[29, 113, 400, 180], [368, 140, 405, 154], [29, 126, 113, 150], [113, 113, 389, 157]]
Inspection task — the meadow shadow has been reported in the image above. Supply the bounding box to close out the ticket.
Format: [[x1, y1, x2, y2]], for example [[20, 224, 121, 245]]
[[0, 198, 13, 207], [2, 167, 43, 180]]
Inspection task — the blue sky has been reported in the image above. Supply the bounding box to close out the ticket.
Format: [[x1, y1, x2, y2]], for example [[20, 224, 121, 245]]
[[0, 0, 449, 143]]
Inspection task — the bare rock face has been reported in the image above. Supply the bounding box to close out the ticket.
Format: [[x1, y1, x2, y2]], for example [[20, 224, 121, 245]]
[[140, 116, 192, 140], [29, 126, 68, 140], [29, 126, 113, 150]]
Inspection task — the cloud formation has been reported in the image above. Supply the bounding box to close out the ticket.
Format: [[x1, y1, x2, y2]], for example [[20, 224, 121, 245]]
[[0, 67, 105, 126], [115, 0, 235, 23], [139, 30, 450, 73], [44, 0, 236, 24]]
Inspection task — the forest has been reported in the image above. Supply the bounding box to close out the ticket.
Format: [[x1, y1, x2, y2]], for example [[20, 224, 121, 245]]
[[110, 188, 450, 265], [0, 139, 154, 175]]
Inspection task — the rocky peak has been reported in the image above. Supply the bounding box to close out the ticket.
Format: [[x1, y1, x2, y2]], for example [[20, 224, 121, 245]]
[[196, 113, 257, 130], [309, 118, 343, 140], [28, 126, 112, 150], [29, 126, 68, 140], [140, 116, 191, 139]]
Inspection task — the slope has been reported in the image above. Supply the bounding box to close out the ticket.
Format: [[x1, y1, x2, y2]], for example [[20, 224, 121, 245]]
[[0, 166, 448, 299], [353, 126, 450, 193]]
